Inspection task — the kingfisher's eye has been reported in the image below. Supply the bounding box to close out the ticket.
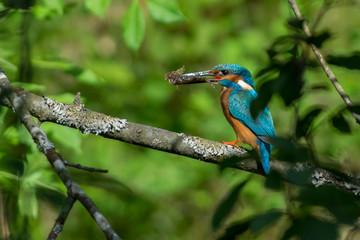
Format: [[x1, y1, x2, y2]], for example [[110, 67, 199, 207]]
[[221, 70, 229, 75]]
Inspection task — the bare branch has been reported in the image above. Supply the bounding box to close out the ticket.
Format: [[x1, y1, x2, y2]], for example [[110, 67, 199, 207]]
[[1, 74, 360, 197], [0, 190, 10, 240], [47, 196, 76, 240], [64, 160, 109, 173], [0, 72, 121, 240], [288, 0, 360, 124]]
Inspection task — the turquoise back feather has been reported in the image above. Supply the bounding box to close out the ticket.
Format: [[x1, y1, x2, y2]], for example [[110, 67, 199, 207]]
[[218, 78, 276, 174]]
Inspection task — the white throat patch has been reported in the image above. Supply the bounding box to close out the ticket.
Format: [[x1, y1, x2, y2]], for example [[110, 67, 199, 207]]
[[237, 80, 253, 90]]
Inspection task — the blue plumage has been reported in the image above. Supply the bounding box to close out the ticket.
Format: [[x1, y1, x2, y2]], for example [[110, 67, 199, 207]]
[[184, 63, 276, 174], [214, 64, 276, 174], [258, 140, 272, 174], [226, 88, 276, 138]]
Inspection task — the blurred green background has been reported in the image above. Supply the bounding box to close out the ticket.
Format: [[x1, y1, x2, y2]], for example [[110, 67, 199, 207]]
[[1, 0, 360, 239]]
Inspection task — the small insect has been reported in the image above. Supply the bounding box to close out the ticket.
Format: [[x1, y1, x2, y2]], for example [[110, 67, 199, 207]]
[[165, 66, 215, 87]]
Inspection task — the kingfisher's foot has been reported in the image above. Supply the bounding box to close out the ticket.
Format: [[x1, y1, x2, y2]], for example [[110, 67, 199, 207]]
[[222, 140, 240, 149]]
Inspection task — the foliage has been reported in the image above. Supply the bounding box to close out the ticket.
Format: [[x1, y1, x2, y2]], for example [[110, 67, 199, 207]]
[[1, 0, 360, 239]]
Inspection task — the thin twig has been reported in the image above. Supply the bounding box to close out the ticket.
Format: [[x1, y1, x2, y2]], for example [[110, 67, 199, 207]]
[[311, 0, 333, 32], [64, 160, 109, 173], [288, 0, 360, 124], [0, 72, 121, 240], [0, 190, 10, 240], [47, 196, 76, 240]]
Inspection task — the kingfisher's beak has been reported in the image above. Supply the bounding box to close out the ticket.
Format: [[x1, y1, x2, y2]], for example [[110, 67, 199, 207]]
[[181, 70, 214, 77], [180, 70, 218, 83]]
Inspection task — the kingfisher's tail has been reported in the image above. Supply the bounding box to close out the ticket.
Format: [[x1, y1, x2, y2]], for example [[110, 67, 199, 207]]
[[258, 140, 273, 174]]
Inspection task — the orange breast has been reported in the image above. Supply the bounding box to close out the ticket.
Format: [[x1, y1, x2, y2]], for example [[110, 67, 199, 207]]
[[220, 88, 258, 149]]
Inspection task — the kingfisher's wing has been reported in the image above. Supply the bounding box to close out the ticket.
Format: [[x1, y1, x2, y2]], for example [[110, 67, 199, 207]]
[[228, 91, 276, 142]]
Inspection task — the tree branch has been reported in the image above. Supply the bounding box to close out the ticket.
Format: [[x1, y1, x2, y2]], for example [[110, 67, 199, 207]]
[[19, 84, 251, 170], [1, 73, 360, 197], [0, 190, 10, 240], [288, 0, 360, 124], [47, 196, 76, 240], [0, 72, 121, 240], [63, 160, 109, 173]]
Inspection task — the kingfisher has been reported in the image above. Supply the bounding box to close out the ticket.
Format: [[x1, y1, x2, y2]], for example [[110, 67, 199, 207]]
[[182, 64, 276, 174]]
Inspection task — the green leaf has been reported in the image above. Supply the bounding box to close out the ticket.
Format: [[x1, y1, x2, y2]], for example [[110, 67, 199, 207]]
[[287, 18, 304, 30], [33, 0, 64, 20], [272, 137, 312, 163], [264, 171, 284, 190], [250, 210, 283, 233], [276, 57, 305, 106], [64, 2, 78, 14], [297, 186, 360, 225], [306, 32, 331, 47], [347, 105, 360, 115], [295, 106, 323, 139], [32, 59, 103, 85], [0, 171, 19, 192], [18, 125, 38, 153], [219, 150, 258, 172], [331, 113, 351, 133], [47, 92, 78, 103], [250, 80, 275, 118], [0, 57, 17, 72], [218, 220, 251, 240], [285, 168, 314, 186], [308, 84, 329, 91], [43, 124, 83, 156], [12, 82, 46, 93], [147, 0, 185, 23], [65, 65, 103, 85], [218, 210, 283, 240], [219, 157, 243, 172], [71, 170, 133, 198], [212, 179, 250, 231], [327, 52, 360, 70], [18, 180, 38, 217], [122, 0, 145, 51], [282, 216, 338, 240], [4, 0, 34, 9], [84, 0, 111, 18]]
